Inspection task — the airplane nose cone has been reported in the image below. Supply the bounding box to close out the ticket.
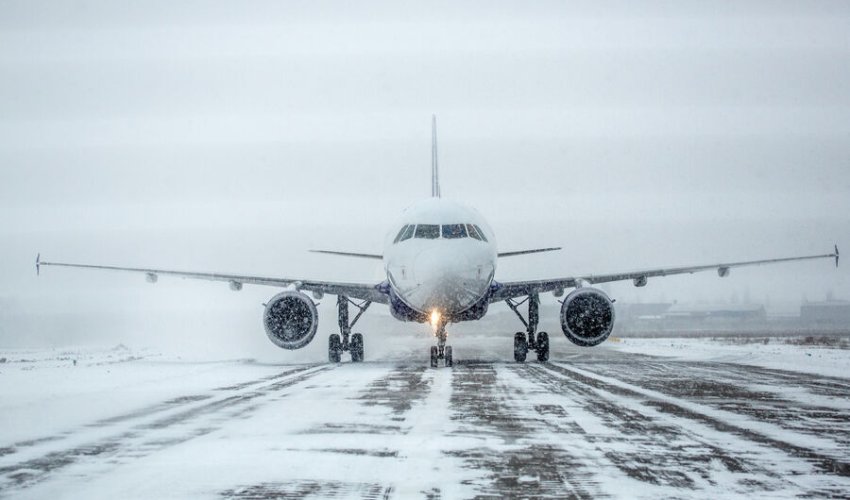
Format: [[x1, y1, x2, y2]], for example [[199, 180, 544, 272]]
[[411, 248, 485, 312], [414, 248, 472, 282]]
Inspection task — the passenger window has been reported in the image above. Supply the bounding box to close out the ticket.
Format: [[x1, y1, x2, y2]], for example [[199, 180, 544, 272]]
[[442, 224, 467, 239], [393, 225, 409, 244], [414, 224, 440, 239], [399, 224, 415, 242], [467, 224, 482, 241], [473, 224, 488, 242]]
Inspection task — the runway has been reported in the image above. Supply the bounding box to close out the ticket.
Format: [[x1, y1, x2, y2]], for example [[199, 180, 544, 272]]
[[1, 340, 848, 499]]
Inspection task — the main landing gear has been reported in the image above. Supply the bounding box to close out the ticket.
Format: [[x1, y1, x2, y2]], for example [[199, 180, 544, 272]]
[[430, 319, 453, 368], [328, 295, 371, 363], [505, 293, 549, 363]]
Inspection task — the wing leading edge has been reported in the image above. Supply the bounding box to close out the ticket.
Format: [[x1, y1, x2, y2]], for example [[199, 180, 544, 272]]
[[490, 246, 839, 302], [498, 247, 562, 258], [309, 250, 382, 260], [35, 257, 389, 304]]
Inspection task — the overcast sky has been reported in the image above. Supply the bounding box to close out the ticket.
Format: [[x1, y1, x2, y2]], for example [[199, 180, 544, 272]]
[[1, 1, 848, 349]]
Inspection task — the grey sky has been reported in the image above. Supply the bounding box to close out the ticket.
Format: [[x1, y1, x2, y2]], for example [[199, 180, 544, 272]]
[[1, 1, 848, 348]]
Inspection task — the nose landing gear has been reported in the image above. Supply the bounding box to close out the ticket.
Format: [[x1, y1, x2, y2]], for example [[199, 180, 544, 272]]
[[430, 320, 453, 368], [328, 295, 371, 363], [506, 293, 549, 363]]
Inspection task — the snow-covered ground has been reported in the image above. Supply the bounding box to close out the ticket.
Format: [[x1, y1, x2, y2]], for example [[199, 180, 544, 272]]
[[1, 336, 849, 499], [608, 336, 850, 378]]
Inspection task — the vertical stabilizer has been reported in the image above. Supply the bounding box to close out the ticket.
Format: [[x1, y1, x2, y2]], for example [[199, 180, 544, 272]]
[[431, 115, 441, 198]]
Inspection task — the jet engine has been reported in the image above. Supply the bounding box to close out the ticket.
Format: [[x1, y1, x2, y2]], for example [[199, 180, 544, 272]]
[[263, 291, 318, 350], [560, 288, 615, 347]]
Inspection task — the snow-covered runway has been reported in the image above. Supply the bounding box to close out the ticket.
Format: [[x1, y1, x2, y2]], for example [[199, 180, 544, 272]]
[[1, 340, 849, 499]]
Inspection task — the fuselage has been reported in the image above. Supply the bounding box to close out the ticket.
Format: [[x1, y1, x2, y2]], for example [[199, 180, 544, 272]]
[[383, 198, 497, 322]]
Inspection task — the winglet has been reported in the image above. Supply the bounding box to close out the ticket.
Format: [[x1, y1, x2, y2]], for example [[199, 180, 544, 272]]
[[836, 244, 840, 268], [431, 115, 441, 198], [36, 253, 41, 276]]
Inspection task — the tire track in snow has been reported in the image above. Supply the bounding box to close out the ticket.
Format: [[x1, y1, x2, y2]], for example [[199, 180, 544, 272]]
[[538, 361, 850, 496], [568, 359, 850, 453], [0, 365, 311, 464], [223, 363, 436, 499], [0, 364, 332, 495], [221, 480, 394, 499], [547, 361, 850, 475], [358, 364, 432, 420], [520, 363, 785, 493], [446, 360, 602, 499]]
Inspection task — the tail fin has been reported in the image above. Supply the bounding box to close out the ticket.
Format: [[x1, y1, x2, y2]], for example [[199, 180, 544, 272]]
[[431, 115, 441, 198]]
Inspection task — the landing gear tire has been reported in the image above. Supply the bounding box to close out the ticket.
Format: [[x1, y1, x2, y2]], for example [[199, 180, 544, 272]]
[[328, 334, 342, 363], [430, 346, 439, 368], [514, 332, 528, 363], [445, 346, 453, 367], [536, 331, 550, 362], [350, 333, 364, 363]]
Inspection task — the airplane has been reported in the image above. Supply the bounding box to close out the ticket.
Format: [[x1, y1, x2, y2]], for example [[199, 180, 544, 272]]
[[37, 116, 840, 367]]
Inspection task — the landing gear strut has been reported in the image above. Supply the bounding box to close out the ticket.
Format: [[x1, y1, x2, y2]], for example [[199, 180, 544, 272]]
[[505, 293, 549, 363], [430, 319, 453, 368], [328, 295, 371, 363]]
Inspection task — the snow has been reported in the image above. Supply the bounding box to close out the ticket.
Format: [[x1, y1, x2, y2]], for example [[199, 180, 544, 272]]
[[0, 346, 287, 446], [1, 337, 848, 498], [607, 337, 850, 378]]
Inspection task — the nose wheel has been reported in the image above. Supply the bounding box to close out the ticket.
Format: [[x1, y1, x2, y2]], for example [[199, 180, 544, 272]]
[[430, 320, 453, 368]]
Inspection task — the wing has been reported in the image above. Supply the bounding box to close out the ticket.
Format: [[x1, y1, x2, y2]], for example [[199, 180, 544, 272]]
[[490, 246, 839, 302], [497, 247, 561, 258], [36, 256, 389, 304], [309, 250, 382, 260]]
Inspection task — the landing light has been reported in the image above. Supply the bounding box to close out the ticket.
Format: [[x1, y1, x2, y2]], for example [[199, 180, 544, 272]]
[[430, 310, 441, 328]]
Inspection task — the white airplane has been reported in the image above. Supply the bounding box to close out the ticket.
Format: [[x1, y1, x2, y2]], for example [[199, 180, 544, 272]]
[[37, 117, 839, 367]]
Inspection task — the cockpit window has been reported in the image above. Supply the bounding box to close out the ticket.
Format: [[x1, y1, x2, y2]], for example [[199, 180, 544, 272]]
[[393, 225, 409, 244], [466, 224, 487, 241], [399, 224, 415, 242], [473, 224, 488, 241], [442, 224, 467, 239], [414, 224, 440, 239]]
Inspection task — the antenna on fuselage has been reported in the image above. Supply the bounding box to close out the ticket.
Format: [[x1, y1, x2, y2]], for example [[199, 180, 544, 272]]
[[431, 114, 441, 198]]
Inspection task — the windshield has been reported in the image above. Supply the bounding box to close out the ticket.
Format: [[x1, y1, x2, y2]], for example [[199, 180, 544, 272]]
[[472, 224, 488, 242], [442, 224, 467, 239], [399, 223, 485, 241], [414, 224, 440, 239], [393, 225, 409, 244], [398, 224, 415, 242]]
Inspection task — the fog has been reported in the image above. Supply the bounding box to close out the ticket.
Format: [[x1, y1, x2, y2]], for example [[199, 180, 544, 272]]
[[1, 1, 848, 354]]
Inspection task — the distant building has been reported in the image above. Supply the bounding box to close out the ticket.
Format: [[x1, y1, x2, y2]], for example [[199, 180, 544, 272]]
[[663, 303, 766, 322], [800, 301, 850, 325], [616, 303, 673, 321]]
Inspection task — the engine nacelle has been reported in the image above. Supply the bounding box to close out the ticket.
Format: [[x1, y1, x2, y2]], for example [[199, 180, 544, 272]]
[[263, 291, 318, 350], [560, 288, 615, 347]]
